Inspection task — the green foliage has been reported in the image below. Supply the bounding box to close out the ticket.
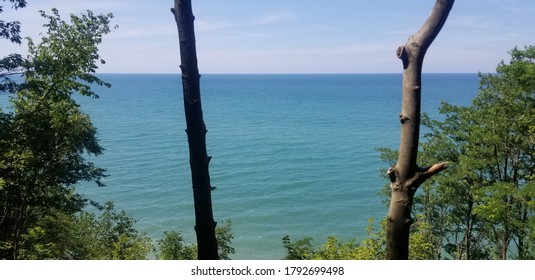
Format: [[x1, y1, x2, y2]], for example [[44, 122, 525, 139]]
[[282, 218, 448, 260], [1, 0, 27, 89], [315, 236, 360, 260], [216, 219, 235, 260], [155, 219, 235, 260], [0, 0, 27, 44], [156, 231, 197, 260], [95, 202, 152, 260], [408, 215, 441, 260], [24, 8, 115, 98], [282, 235, 315, 260], [431, 46, 534, 260], [16, 202, 151, 260], [0, 8, 114, 259], [282, 219, 388, 260], [354, 219, 387, 260], [15, 200, 235, 260], [1, 6, 234, 261], [377, 46, 535, 260]]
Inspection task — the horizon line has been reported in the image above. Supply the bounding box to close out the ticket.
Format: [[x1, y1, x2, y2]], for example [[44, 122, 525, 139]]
[[95, 72, 484, 75]]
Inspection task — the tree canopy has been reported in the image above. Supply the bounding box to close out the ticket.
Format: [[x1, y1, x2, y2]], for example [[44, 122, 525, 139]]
[[0, 0, 26, 88], [0, 8, 114, 259], [284, 46, 535, 260], [0, 0, 27, 44], [417, 46, 535, 259], [1, 6, 235, 260]]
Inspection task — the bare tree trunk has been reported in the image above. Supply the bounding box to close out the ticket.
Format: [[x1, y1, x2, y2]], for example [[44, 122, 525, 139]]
[[501, 226, 509, 260], [386, 0, 454, 260], [171, 0, 219, 260], [464, 196, 473, 260]]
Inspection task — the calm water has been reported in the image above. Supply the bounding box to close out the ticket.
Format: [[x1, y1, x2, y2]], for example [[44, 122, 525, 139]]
[[2, 73, 479, 259]]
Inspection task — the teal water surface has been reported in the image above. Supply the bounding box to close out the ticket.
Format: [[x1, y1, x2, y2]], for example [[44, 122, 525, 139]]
[[6, 74, 479, 259]]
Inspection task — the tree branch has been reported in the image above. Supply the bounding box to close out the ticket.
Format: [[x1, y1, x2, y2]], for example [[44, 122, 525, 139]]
[[412, 161, 449, 187], [422, 161, 449, 177], [404, 0, 455, 57], [395, 0, 454, 180]]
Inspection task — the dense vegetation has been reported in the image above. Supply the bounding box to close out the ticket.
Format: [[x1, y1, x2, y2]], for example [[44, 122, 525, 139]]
[[0, 6, 234, 260], [415, 46, 535, 259], [283, 46, 535, 260], [0, 6, 114, 259]]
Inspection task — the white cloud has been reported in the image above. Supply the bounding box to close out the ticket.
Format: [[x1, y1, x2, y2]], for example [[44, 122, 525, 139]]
[[196, 20, 234, 32], [494, 0, 535, 13], [3, 0, 533, 74], [333, 43, 395, 55], [253, 11, 294, 25], [448, 15, 498, 29]]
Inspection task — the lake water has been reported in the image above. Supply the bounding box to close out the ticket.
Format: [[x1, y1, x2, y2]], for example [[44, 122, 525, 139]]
[[2, 73, 480, 259]]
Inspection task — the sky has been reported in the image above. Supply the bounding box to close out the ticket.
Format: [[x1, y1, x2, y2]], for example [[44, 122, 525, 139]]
[[1, 0, 534, 74]]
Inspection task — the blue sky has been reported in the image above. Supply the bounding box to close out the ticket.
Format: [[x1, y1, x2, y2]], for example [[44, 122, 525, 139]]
[[1, 0, 534, 73]]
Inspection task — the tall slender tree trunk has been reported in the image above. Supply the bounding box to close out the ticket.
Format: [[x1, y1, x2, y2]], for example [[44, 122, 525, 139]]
[[501, 226, 509, 260], [464, 197, 473, 260], [386, 0, 454, 260], [171, 0, 219, 260], [517, 208, 528, 259]]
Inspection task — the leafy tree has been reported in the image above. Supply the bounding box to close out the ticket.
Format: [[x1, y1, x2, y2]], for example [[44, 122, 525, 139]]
[[96, 202, 152, 260], [407, 215, 440, 260], [156, 231, 197, 260], [282, 218, 441, 260], [378, 46, 535, 260], [308, 47, 534, 260], [472, 46, 535, 259], [282, 235, 316, 260], [1, 0, 27, 91], [419, 46, 535, 260], [17, 202, 152, 260], [215, 219, 235, 260], [155, 219, 235, 260], [282, 219, 385, 260], [0, 0, 27, 44], [0, 8, 114, 259]]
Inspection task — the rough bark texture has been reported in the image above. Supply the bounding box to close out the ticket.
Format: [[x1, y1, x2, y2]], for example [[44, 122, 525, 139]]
[[386, 0, 454, 260], [171, 0, 219, 260]]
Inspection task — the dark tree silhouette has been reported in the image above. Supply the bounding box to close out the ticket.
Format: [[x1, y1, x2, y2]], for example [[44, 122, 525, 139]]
[[0, 0, 27, 44], [386, 0, 454, 260], [171, 0, 218, 260]]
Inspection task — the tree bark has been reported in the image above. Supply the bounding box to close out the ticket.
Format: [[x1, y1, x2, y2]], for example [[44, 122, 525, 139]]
[[464, 196, 473, 260], [386, 0, 454, 260], [171, 0, 219, 260]]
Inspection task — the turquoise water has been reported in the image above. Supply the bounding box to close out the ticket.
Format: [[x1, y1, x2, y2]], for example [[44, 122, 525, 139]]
[[2, 73, 479, 259]]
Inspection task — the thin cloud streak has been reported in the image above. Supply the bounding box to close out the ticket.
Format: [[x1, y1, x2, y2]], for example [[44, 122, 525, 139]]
[[196, 20, 234, 32], [2, 0, 535, 73], [253, 11, 294, 25], [494, 0, 535, 13]]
